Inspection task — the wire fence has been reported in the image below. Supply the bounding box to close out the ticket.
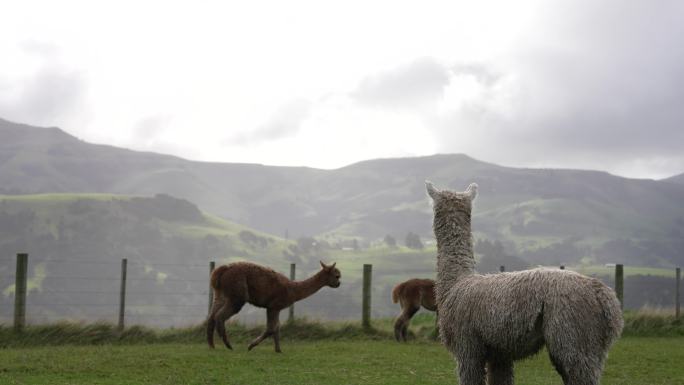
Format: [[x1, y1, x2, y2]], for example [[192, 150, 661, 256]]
[[0, 254, 681, 329]]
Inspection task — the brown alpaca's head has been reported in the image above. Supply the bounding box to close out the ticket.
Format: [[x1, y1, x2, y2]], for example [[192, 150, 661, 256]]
[[319, 261, 341, 288]]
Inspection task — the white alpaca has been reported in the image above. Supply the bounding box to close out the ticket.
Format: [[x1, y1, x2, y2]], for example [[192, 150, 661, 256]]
[[427, 181, 623, 385]]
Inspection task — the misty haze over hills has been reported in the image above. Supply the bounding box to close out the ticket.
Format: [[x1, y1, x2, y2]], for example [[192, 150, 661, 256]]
[[2, 117, 684, 324], [2, 117, 684, 269]]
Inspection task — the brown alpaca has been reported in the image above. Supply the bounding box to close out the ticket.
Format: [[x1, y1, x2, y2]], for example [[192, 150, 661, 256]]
[[392, 278, 437, 342], [207, 260, 341, 352]]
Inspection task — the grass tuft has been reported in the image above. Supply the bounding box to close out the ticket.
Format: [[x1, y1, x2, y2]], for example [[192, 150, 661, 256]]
[[621, 308, 684, 337]]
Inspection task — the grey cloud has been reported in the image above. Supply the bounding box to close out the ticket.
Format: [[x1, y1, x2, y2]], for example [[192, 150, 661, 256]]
[[134, 115, 171, 141], [351, 57, 450, 109], [16, 68, 86, 124], [0, 41, 86, 126], [226, 99, 312, 146], [433, 0, 684, 178]]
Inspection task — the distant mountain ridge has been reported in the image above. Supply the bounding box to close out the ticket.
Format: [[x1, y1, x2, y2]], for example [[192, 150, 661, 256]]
[[665, 173, 684, 185], [2, 117, 684, 267]]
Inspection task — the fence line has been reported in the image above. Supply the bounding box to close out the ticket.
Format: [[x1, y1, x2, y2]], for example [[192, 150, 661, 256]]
[[4, 254, 682, 331]]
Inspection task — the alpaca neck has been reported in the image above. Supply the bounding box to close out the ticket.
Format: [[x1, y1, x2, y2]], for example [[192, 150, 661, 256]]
[[434, 215, 475, 304], [289, 272, 326, 303]]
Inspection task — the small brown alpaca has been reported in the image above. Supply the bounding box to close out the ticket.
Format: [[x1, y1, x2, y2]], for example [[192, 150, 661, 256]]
[[392, 278, 437, 342], [207, 260, 341, 352]]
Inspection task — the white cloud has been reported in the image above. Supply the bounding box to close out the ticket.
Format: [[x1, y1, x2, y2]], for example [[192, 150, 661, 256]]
[[0, 0, 682, 178]]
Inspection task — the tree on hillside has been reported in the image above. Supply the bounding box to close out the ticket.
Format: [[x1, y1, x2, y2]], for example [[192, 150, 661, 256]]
[[404, 232, 423, 249], [383, 234, 397, 248], [475, 238, 529, 273], [296, 236, 317, 254]]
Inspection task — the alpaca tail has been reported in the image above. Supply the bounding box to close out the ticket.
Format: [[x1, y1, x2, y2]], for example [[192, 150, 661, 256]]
[[207, 265, 229, 349], [210, 265, 229, 291], [594, 280, 624, 346], [392, 283, 404, 304]]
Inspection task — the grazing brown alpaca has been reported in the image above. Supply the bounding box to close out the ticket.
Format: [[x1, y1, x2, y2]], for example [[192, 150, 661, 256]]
[[392, 278, 437, 342], [207, 261, 341, 352]]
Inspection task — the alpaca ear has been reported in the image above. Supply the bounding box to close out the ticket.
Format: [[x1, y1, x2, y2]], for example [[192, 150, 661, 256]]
[[330, 262, 336, 269], [465, 183, 478, 201], [425, 180, 441, 200], [320, 260, 328, 269]]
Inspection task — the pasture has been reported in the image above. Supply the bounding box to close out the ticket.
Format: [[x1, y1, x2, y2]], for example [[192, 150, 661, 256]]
[[1, 337, 682, 385]]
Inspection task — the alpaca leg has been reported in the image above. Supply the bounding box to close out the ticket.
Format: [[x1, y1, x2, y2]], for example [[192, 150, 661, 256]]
[[247, 330, 271, 351], [398, 306, 419, 342], [547, 352, 569, 384], [248, 309, 279, 351], [486, 358, 513, 385], [206, 297, 224, 348], [547, 343, 604, 385], [215, 300, 244, 350], [394, 311, 409, 342], [268, 309, 283, 353], [458, 356, 486, 385], [393, 314, 404, 342], [454, 342, 486, 385], [558, 357, 602, 385]]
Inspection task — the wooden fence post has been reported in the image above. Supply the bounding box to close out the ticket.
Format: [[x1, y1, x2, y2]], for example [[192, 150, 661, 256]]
[[362, 264, 372, 328], [676, 267, 681, 319], [288, 263, 296, 322], [615, 264, 624, 310], [499, 265, 505, 272], [13, 253, 28, 333], [208, 261, 215, 316], [118, 258, 127, 331]]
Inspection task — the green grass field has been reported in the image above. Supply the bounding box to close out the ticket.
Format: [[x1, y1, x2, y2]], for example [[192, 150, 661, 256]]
[[1, 337, 683, 385]]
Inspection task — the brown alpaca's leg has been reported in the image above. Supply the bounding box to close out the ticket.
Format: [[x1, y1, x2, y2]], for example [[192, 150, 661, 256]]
[[248, 308, 279, 352], [270, 309, 282, 353], [486, 358, 513, 385], [399, 306, 419, 342], [215, 300, 244, 350], [206, 297, 224, 348], [393, 312, 406, 342]]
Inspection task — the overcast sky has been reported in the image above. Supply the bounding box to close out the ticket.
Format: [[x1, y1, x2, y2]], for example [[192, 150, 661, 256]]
[[1, 0, 683, 179]]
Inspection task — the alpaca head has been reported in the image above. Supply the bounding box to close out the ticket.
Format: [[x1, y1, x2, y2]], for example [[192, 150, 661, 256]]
[[425, 181, 478, 228], [319, 261, 341, 288]]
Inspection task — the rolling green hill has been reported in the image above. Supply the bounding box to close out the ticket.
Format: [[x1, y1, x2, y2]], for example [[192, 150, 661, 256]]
[[0, 193, 440, 324], [0, 193, 290, 264], [2, 117, 684, 269], [0, 193, 679, 323]]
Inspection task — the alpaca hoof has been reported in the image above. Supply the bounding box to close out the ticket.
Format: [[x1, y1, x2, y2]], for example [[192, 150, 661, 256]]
[[275, 349, 282, 353], [247, 344, 255, 351], [224, 343, 233, 350]]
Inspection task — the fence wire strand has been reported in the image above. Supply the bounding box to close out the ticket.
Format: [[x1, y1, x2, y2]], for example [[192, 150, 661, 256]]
[[3, 256, 681, 327]]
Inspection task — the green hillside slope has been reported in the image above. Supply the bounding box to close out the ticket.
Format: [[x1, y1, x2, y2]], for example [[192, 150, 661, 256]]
[[2, 118, 684, 268]]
